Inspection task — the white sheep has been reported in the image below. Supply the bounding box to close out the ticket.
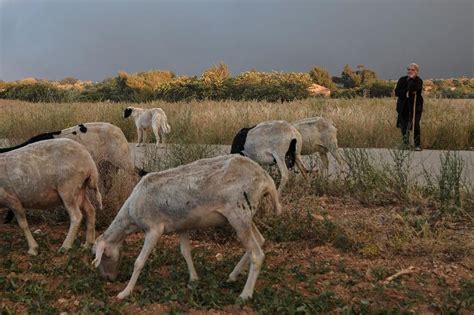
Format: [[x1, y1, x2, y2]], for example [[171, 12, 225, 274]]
[[123, 107, 171, 146], [2, 122, 136, 223], [230, 120, 309, 194], [60, 122, 135, 175], [0, 139, 102, 255], [292, 117, 343, 175], [0, 122, 135, 175], [93, 154, 281, 301]]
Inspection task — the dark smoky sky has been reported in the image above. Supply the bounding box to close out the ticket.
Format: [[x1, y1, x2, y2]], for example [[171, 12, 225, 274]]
[[1, 0, 472, 81]]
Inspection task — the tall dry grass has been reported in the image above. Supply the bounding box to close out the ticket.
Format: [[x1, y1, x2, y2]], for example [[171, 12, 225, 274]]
[[0, 98, 472, 149]]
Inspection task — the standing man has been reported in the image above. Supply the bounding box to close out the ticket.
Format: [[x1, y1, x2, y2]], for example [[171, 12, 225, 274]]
[[394, 63, 424, 151]]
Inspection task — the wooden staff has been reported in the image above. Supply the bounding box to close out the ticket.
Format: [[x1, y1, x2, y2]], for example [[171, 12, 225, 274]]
[[412, 91, 417, 146]]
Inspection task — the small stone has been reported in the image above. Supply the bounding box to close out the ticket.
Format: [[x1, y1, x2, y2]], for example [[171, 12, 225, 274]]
[[215, 253, 223, 261]]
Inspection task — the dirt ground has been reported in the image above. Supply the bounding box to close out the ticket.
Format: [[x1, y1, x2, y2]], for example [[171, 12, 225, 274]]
[[1, 195, 473, 314]]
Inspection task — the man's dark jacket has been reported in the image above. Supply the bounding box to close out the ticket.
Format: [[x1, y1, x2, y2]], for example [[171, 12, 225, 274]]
[[394, 75, 423, 130]]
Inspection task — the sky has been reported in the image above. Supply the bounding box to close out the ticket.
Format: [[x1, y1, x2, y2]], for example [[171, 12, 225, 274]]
[[1, 0, 473, 81]]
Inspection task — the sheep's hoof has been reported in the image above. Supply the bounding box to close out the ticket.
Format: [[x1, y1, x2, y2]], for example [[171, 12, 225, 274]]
[[187, 280, 199, 290], [28, 248, 38, 256], [81, 242, 91, 249], [226, 276, 237, 283], [235, 294, 252, 305], [238, 293, 252, 302], [58, 246, 70, 254], [117, 290, 130, 300]]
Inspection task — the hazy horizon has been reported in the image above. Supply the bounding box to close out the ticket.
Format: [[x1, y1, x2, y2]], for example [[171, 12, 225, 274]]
[[1, 0, 473, 82]]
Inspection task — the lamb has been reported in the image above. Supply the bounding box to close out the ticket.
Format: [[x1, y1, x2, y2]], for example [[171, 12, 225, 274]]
[[123, 107, 171, 146], [0, 139, 102, 255], [292, 117, 343, 175], [230, 120, 309, 194], [93, 154, 281, 301], [2, 122, 136, 223]]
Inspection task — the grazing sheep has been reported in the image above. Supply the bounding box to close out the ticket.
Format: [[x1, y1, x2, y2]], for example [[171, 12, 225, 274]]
[[93, 155, 281, 301], [0, 122, 135, 175], [2, 122, 136, 224], [230, 120, 309, 194], [292, 117, 343, 174], [0, 139, 102, 255], [123, 107, 171, 146]]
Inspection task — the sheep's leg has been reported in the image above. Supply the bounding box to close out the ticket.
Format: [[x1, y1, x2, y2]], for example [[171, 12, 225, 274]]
[[117, 224, 164, 299], [60, 192, 83, 251], [228, 222, 265, 282], [136, 128, 143, 147], [179, 232, 199, 282], [319, 152, 329, 177], [295, 154, 310, 185], [272, 153, 289, 195], [5, 196, 38, 255], [331, 148, 344, 168], [81, 195, 96, 247], [152, 120, 161, 146], [227, 216, 264, 300], [142, 128, 147, 145]]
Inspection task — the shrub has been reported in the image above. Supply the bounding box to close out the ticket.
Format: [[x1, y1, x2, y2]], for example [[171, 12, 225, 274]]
[[331, 88, 362, 98], [365, 80, 395, 98], [231, 71, 311, 102], [155, 76, 208, 102], [0, 82, 78, 102]]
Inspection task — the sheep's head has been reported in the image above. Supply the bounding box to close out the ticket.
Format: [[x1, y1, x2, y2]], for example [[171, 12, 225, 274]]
[[123, 107, 133, 119], [92, 235, 123, 281]]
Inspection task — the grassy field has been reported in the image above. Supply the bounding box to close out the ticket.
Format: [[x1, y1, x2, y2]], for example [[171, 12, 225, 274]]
[[1, 183, 473, 314], [0, 98, 473, 313], [0, 98, 473, 150]]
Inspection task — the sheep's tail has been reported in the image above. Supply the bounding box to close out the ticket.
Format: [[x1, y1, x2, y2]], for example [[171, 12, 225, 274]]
[[266, 177, 282, 215], [87, 171, 103, 211], [327, 129, 343, 167], [160, 114, 171, 134]]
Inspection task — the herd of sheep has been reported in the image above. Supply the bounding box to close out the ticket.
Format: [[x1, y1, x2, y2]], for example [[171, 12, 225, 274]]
[[0, 106, 340, 300]]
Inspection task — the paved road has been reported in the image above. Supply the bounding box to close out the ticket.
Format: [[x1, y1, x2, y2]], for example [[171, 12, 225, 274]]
[[1, 138, 471, 184], [130, 144, 473, 185]]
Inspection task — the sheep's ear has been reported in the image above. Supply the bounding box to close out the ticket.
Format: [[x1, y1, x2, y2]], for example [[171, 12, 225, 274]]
[[92, 241, 105, 268]]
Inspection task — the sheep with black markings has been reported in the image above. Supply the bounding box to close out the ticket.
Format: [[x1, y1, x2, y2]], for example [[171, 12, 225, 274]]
[[123, 107, 171, 146], [230, 120, 309, 194], [2, 122, 136, 223], [0, 139, 102, 255], [0, 122, 135, 176], [93, 154, 281, 301]]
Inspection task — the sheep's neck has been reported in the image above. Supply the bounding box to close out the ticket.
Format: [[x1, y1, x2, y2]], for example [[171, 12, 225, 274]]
[[103, 211, 136, 244]]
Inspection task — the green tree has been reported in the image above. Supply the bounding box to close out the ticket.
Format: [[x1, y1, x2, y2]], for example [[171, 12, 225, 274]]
[[309, 66, 336, 90], [341, 64, 361, 88]]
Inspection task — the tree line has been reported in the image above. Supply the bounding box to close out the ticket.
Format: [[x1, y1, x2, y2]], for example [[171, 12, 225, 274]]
[[1, 63, 472, 103]]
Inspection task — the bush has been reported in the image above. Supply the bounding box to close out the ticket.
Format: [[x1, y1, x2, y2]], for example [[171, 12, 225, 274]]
[[439, 87, 474, 99], [331, 88, 362, 98], [366, 80, 395, 98], [230, 71, 312, 102], [155, 76, 208, 102], [0, 82, 78, 103]]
